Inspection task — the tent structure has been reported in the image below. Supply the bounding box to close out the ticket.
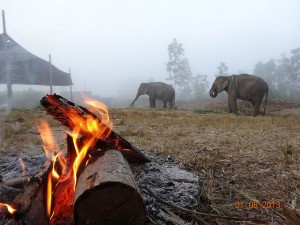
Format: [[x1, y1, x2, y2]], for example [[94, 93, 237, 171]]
[[0, 10, 73, 107], [0, 33, 73, 86]]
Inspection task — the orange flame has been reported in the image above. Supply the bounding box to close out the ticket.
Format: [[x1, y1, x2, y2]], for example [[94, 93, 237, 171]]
[[19, 158, 31, 183], [36, 121, 57, 158], [37, 120, 68, 218], [46, 172, 53, 217], [68, 98, 112, 186], [0, 203, 16, 214], [37, 97, 113, 218], [19, 158, 26, 175]]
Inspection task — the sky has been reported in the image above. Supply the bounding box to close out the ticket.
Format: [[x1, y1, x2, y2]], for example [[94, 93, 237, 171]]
[[1, 0, 300, 98]]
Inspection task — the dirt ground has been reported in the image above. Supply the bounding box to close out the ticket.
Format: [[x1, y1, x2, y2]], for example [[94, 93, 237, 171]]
[[0, 99, 299, 224]]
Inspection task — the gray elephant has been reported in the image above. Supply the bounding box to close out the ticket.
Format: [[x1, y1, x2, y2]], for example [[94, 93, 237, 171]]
[[131, 82, 175, 108], [209, 74, 268, 116]]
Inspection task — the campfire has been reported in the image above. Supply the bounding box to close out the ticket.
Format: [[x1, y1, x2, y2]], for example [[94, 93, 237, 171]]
[[0, 94, 149, 225]]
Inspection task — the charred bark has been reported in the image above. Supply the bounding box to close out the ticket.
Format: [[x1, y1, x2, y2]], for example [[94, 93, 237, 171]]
[[11, 160, 51, 225], [74, 149, 146, 225], [40, 94, 150, 164], [3, 177, 29, 189]]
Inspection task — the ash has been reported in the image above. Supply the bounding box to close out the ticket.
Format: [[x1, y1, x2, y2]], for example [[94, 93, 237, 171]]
[[0, 154, 46, 225], [132, 150, 200, 224], [0, 153, 46, 203]]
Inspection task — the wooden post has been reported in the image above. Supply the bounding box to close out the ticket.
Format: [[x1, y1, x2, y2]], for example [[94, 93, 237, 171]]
[[69, 67, 73, 101], [49, 54, 53, 94], [2, 10, 7, 34], [2, 10, 12, 108]]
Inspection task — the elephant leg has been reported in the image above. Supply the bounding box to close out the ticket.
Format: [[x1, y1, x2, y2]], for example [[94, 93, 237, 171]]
[[228, 95, 237, 114], [227, 104, 232, 113], [149, 97, 156, 108], [169, 100, 175, 109], [163, 101, 167, 108], [252, 100, 262, 117]]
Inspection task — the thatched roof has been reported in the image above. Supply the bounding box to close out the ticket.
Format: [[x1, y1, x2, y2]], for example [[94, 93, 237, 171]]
[[0, 33, 72, 86]]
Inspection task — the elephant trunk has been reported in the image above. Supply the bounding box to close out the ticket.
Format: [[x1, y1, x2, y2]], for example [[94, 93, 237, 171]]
[[209, 87, 217, 98], [130, 93, 141, 107]]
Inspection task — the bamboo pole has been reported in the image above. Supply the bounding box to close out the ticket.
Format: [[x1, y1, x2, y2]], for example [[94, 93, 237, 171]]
[[49, 54, 53, 94], [69, 67, 73, 101], [2, 10, 12, 108]]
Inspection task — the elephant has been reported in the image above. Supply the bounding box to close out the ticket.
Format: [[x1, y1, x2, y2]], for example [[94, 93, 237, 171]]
[[209, 74, 268, 116], [131, 82, 175, 108]]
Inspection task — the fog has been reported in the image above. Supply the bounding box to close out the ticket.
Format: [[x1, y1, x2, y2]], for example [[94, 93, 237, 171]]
[[1, 0, 300, 103]]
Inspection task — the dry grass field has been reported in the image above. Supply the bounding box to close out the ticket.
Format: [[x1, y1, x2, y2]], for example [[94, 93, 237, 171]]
[[0, 100, 299, 224]]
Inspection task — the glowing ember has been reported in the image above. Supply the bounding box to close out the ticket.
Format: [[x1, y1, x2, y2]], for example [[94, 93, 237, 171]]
[[0, 203, 16, 214]]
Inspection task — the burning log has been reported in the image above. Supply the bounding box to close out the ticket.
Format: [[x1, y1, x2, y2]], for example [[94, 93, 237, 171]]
[[11, 160, 52, 225], [0, 95, 149, 224], [3, 177, 29, 189], [40, 94, 150, 164], [74, 149, 146, 225]]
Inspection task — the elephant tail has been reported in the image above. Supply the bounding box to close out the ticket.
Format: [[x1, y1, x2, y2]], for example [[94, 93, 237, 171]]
[[263, 86, 268, 115]]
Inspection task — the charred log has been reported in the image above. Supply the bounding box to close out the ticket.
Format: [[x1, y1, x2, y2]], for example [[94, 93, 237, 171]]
[[11, 160, 52, 225], [74, 149, 146, 225], [40, 94, 150, 164], [3, 177, 29, 189]]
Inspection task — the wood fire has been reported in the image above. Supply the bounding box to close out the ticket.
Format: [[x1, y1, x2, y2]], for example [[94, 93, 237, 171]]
[[0, 94, 149, 225]]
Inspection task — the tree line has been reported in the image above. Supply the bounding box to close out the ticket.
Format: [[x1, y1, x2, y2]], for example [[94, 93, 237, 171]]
[[166, 38, 300, 101], [253, 48, 300, 100]]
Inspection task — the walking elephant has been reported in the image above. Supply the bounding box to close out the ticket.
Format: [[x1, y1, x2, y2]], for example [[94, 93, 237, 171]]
[[131, 82, 175, 108], [209, 74, 268, 116]]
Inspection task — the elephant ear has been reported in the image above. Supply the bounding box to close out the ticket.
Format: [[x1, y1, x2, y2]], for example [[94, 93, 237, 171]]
[[221, 79, 229, 89], [140, 83, 149, 94]]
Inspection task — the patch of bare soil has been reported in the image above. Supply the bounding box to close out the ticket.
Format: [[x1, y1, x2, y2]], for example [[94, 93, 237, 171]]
[[0, 99, 299, 224]]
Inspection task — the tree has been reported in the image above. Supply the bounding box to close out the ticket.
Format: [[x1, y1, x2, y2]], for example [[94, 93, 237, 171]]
[[215, 62, 228, 77], [253, 59, 276, 86], [166, 39, 193, 89], [287, 48, 300, 99], [192, 74, 209, 98], [252, 47, 300, 100], [274, 56, 290, 99]]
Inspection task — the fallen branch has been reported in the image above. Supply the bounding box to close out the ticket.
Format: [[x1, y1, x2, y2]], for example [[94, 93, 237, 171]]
[[145, 185, 267, 224]]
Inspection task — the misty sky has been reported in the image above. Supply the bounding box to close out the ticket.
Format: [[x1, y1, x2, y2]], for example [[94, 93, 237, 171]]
[[1, 0, 300, 98]]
